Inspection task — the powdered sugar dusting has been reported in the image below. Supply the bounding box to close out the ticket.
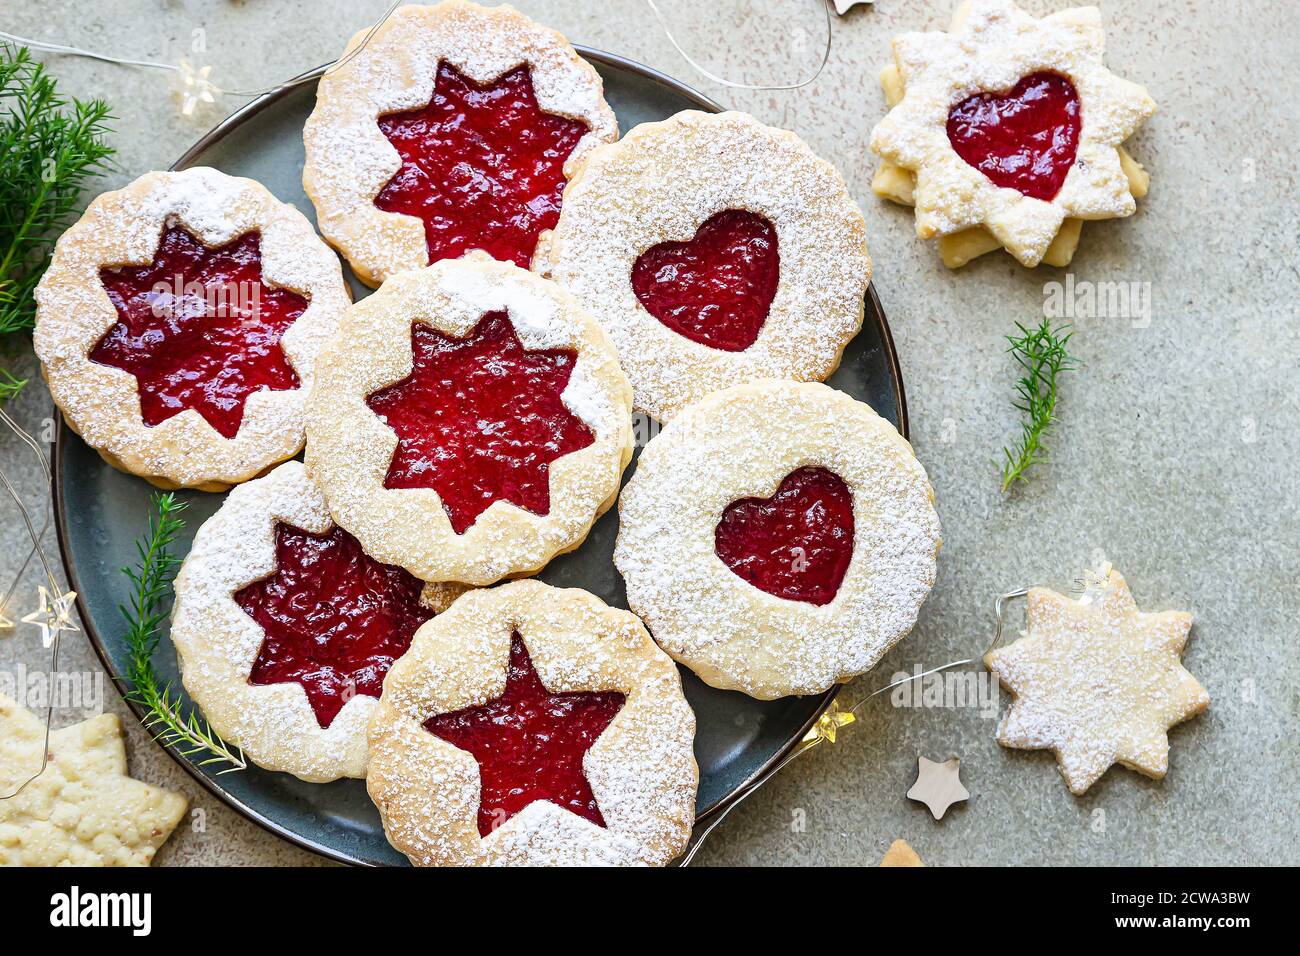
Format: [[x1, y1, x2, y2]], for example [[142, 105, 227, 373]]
[[34, 168, 350, 489], [544, 110, 872, 422], [305, 255, 633, 585], [367, 580, 698, 866], [302, 1, 619, 287], [615, 381, 940, 699], [868, 0, 1157, 265], [984, 566, 1209, 794], [171, 460, 466, 782]]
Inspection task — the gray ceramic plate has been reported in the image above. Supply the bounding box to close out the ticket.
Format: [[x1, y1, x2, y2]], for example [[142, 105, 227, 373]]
[[54, 49, 906, 866]]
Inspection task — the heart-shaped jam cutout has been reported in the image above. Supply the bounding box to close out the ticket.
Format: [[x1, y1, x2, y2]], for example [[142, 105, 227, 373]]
[[366, 311, 593, 535], [236, 522, 433, 729], [425, 632, 625, 836], [631, 209, 779, 352], [375, 62, 589, 269], [714, 466, 854, 606], [946, 71, 1081, 202], [92, 225, 308, 439]]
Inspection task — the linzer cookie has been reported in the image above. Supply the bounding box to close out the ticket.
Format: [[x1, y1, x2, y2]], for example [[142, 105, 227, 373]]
[[302, 0, 618, 286], [869, 0, 1156, 268], [542, 110, 871, 422], [615, 381, 940, 699], [34, 167, 350, 490], [367, 580, 698, 866]]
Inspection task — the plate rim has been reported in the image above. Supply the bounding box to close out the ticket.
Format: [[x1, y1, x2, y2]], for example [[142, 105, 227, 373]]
[[52, 47, 909, 866]]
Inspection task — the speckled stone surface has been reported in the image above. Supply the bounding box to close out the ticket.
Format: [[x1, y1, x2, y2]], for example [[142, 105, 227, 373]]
[[1, 0, 1296, 867]]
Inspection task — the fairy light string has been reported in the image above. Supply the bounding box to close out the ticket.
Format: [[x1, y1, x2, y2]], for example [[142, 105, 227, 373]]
[[679, 587, 1034, 865], [3, 0, 839, 114], [0, 401, 73, 800]]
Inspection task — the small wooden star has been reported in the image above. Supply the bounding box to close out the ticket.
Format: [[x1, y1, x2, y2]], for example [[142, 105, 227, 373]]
[[985, 565, 1210, 794], [802, 697, 856, 744], [20, 586, 78, 648], [880, 839, 924, 867], [907, 755, 969, 820]]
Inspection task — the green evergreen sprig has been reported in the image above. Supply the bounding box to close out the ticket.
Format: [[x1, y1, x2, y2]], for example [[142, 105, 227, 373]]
[[1000, 319, 1077, 491], [1, 43, 115, 392], [120, 493, 245, 773]]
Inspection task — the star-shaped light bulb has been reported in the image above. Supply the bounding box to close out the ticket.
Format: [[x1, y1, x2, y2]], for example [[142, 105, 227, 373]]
[[803, 696, 856, 745], [175, 58, 218, 117], [20, 586, 79, 649]]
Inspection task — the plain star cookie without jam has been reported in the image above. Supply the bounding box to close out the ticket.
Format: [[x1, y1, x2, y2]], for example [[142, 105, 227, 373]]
[[542, 110, 871, 422], [985, 565, 1209, 795], [615, 381, 940, 699], [0, 694, 187, 866], [171, 461, 467, 782], [302, 1, 618, 287], [34, 167, 351, 491], [305, 253, 633, 586], [869, 0, 1156, 268], [367, 580, 698, 866]]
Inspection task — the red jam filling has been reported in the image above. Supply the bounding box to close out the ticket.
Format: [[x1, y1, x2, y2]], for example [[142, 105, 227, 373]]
[[714, 466, 854, 606], [90, 225, 308, 439], [365, 311, 593, 534], [235, 522, 432, 729], [425, 632, 625, 837], [946, 71, 1081, 202], [374, 62, 589, 269], [631, 209, 779, 352]]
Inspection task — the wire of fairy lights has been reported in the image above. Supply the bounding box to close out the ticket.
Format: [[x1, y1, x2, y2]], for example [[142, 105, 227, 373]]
[[679, 587, 1034, 865], [0, 403, 75, 800], [2, 0, 837, 111]]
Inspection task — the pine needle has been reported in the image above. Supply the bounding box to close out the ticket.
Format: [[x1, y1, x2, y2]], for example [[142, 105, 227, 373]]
[[120, 493, 246, 773], [0, 43, 115, 394], [1000, 319, 1076, 491]]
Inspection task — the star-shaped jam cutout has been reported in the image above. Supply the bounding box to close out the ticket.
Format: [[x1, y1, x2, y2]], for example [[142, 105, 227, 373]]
[[235, 522, 432, 729], [91, 225, 309, 439], [424, 632, 625, 837], [984, 565, 1210, 795], [366, 311, 594, 534], [374, 62, 589, 268]]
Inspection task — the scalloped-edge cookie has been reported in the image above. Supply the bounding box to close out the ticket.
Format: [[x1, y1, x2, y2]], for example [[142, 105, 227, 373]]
[[171, 461, 467, 782], [542, 110, 871, 422], [367, 579, 698, 866], [302, 0, 618, 286], [615, 380, 940, 699], [34, 167, 351, 491], [305, 253, 633, 586]]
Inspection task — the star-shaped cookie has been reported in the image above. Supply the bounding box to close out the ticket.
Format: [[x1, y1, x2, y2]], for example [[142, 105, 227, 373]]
[[869, 0, 1157, 267], [0, 694, 187, 865], [985, 567, 1209, 794]]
